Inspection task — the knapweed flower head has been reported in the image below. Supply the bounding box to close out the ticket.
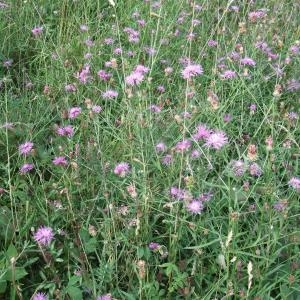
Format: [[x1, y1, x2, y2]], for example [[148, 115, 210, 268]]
[[170, 186, 191, 201], [75, 64, 92, 84], [288, 177, 300, 191], [230, 160, 246, 177], [97, 70, 112, 81], [204, 131, 228, 149], [114, 162, 130, 177], [19, 163, 34, 174], [34, 226, 54, 246], [80, 24, 88, 32], [52, 156, 68, 166], [97, 294, 112, 300], [56, 125, 74, 137], [186, 199, 204, 214], [240, 57, 256, 66], [273, 200, 288, 212], [192, 124, 211, 141], [19, 141, 34, 156], [65, 83, 77, 93], [175, 139, 192, 152], [197, 192, 213, 202], [191, 149, 201, 159], [32, 292, 48, 300], [249, 162, 263, 177], [155, 142, 167, 153], [32, 26, 43, 37], [248, 9, 267, 22], [102, 90, 118, 99], [181, 64, 203, 79], [92, 105, 102, 113], [220, 70, 237, 79], [149, 104, 161, 113], [149, 242, 160, 250], [125, 71, 144, 86], [68, 107, 81, 119], [161, 154, 173, 166]]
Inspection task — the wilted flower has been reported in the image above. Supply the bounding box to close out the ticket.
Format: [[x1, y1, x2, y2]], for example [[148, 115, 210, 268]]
[[249, 163, 263, 177], [65, 84, 77, 93], [230, 160, 246, 176]]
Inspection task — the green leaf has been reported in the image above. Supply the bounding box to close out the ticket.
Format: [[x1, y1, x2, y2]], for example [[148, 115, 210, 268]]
[[85, 238, 97, 254], [0, 280, 7, 293], [6, 245, 17, 259], [66, 286, 83, 300], [137, 247, 144, 258], [3, 267, 28, 281], [68, 275, 80, 286]]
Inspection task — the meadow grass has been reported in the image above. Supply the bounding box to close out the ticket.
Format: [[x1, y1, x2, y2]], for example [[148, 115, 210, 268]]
[[0, 0, 299, 299]]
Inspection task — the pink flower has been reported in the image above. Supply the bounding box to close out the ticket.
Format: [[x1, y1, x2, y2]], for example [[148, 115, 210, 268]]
[[193, 124, 211, 141], [125, 71, 144, 86], [114, 162, 130, 177], [288, 177, 300, 191], [92, 105, 102, 113], [65, 84, 77, 93], [204, 131, 228, 149], [208, 40, 218, 47], [155, 142, 167, 153], [56, 125, 74, 137], [75, 64, 92, 84], [191, 149, 201, 159], [175, 139, 192, 152], [249, 163, 263, 177], [19, 163, 34, 174], [248, 10, 267, 22], [102, 90, 118, 99], [34, 226, 54, 246], [52, 156, 68, 166], [148, 242, 160, 250], [149, 104, 161, 113], [181, 64, 203, 79], [186, 200, 204, 214], [19, 142, 34, 156], [32, 292, 48, 300], [97, 70, 112, 81], [220, 70, 237, 79], [68, 107, 81, 119], [240, 57, 256, 66], [32, 26, 43, 37], [161, 154, 173, 165]]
